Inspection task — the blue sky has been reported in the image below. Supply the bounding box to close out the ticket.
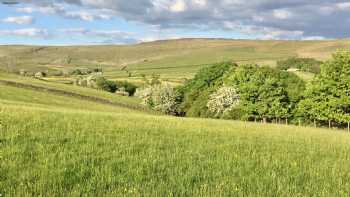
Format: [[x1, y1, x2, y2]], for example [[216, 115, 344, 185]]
[[0, 0, 349, 45]]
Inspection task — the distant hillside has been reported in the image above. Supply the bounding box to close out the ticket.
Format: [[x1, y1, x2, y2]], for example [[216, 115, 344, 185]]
[[1, 38, 350, 81]]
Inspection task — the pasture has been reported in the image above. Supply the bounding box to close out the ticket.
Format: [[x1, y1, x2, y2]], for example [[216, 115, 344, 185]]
[[1, 75, 350, 196]]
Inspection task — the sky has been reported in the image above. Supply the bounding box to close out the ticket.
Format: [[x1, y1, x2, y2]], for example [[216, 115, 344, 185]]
[[0, 0, 349, 45]]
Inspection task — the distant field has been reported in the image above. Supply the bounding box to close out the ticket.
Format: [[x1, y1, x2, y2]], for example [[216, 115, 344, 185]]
[[1, 39, 350, 83], [1, 70, 350, 196]]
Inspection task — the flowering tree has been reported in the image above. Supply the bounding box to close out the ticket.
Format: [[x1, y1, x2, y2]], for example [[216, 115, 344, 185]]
[[135, 83, 180, 115], [207, 86, 240, 117]]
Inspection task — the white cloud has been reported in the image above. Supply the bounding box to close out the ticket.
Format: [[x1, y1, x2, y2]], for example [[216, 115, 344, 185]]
[[302, 36, 326, 41], [2, 16, 34, 25], [192, 0, 207, 7], [16, 4, 112, 22], [336, 2, 350, 10], [65, 11, 112, 21], [273, 9, 292, 20], [170, 0, 187, 12], [16, 7, 34, 14], [262, 29, 303, 40], [0, 28, 49, 38]]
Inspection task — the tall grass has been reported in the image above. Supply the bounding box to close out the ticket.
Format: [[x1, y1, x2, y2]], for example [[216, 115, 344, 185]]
[[2, 102, 350, 196]]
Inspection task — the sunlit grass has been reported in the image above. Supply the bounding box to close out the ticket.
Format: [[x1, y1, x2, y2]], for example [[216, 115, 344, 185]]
[[1, 83, 350, 196]]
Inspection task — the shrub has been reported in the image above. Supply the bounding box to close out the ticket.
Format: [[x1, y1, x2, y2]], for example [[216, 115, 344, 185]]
[[116, 81, 138, 96], [96, 77, 118, 93], [93, 68, 103, 73], [70, 69, 83, 75], [276, 57, 322, 74]]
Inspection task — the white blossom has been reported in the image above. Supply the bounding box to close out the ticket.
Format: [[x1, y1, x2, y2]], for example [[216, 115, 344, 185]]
[[135, 83, 179, 115], [207, 86, 240, 117]]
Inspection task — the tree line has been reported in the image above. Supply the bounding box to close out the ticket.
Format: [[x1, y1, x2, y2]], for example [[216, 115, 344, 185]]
[[137, 50, 350, 130]]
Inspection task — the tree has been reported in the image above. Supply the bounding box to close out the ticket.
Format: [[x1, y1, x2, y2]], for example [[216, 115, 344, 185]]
[[277, 57, 322, 74], [178, 62, 237, 117], [297, 50, 350, 127], [135, 83, 181, 115], [226, 65, 295, 121]]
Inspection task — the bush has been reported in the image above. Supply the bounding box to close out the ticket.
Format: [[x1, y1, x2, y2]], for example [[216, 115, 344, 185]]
[[70, 69, 83, 75], [96, 77, 118, 93], [116, 81, 137, 96], [276, 57, 322, 74]]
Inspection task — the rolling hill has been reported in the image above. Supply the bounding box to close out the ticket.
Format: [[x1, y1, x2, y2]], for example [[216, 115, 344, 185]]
[[1, 38, 350, 83]]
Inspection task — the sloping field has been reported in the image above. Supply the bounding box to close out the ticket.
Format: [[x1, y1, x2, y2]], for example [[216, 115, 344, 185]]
[[1, 71, 350, 196], [1, 39, 350, 81], [0, 72, 150, 111]]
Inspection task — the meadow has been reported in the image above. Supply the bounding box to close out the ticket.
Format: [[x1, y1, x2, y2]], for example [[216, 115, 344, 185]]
[[2, 39, 350, 83], [1, 73, 350, 196]]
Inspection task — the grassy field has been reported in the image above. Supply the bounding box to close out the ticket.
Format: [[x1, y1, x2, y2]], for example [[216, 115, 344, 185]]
[[1, 70, 350, 196], [1, 39, 350, 83]]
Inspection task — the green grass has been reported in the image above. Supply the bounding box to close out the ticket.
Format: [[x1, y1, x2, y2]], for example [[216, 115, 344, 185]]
[[1, 78, 350, 196], [0, 72, 143, 108], [2, 39, 350, 83]]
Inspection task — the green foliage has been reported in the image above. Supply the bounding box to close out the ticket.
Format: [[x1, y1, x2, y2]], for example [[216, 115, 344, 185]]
[[226, 65, 296, 120], [297, 50, 350, 125], [70, 69, 84, 75], [96, 77, 118, 93], [179, 63, 305, 121], [178, 62, 237, 117], [116, 81, 138, 96], [277, 57, 322, 74], [70, 68, 102, 76]]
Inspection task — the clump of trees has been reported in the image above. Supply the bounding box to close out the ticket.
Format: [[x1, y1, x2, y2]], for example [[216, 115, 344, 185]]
[[224, 65, 305, 122], [277, 57, 322, 74], [297, 50, 350, 128], [137, 50, 349, 130], [75, 74, 137, 96], [177, 62, 235, 117], [70, 67, 103, 76], [176, 63, 305, 122]]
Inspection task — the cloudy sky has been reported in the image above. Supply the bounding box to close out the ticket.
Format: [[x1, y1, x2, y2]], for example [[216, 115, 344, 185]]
[[0, 0, 349, 45]]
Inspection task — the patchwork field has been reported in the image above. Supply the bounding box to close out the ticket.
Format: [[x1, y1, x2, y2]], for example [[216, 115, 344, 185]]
[[1, 39, 350, 83], [1, 72, 350, 196]]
